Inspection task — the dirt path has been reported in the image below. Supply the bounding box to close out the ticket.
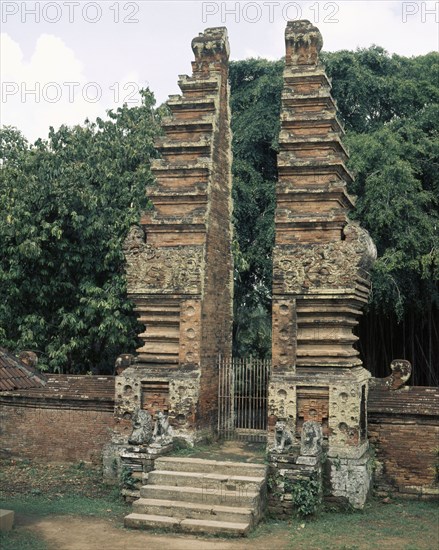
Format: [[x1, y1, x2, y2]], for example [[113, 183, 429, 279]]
[[18, 514, 292, 550]]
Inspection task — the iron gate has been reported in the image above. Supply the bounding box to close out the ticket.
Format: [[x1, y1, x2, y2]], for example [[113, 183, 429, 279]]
[[217, 357, 271, 441]]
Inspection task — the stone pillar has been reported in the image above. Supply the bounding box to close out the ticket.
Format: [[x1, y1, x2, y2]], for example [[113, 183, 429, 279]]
[[269, 20, 376, 509], [118, 28, 233, 444]]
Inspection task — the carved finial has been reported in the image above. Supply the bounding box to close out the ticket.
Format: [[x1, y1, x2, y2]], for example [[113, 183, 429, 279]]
[[191, 27, 230, 67], [371, 359, 412, 390], [18, 350, 38, 369], [387, 359, 412, 389], [285, 20, 323, 66]]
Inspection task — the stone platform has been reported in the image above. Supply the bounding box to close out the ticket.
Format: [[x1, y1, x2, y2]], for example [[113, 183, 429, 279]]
[[0, 509, 14, 531]]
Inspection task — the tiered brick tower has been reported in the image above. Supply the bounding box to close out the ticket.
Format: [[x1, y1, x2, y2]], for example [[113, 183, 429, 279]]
[[118, 27, 233, 441], [269, 21, 376, 507]]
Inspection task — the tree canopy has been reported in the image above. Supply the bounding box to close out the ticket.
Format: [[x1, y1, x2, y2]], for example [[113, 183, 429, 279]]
[[0, 90, 160, 373]]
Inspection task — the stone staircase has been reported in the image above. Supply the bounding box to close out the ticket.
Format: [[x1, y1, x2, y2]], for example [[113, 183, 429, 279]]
[[124, 456, 267, 537]]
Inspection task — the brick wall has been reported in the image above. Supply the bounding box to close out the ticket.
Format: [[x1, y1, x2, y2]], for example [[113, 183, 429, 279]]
[[0, 375, 116, 464], [368, 386, 439, 498]]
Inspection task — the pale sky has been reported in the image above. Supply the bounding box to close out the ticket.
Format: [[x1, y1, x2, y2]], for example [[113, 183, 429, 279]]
[[1, 1, 438, 142]]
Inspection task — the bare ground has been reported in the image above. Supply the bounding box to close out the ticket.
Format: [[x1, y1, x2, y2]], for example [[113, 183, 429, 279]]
[[17, 514, 292, 550], [14, 509, 439, 550]]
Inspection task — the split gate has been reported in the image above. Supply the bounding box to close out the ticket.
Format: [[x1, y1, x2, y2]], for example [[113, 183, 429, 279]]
[[217, 357, 271, 441]]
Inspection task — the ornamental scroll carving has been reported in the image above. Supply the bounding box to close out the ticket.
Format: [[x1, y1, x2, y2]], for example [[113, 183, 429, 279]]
[[123, 225, 204, 294], [274, 222, 376, 293]]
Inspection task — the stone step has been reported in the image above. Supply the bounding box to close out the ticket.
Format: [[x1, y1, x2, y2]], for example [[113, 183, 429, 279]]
[[148, 470, 265, 492], [140, 483, 260, 507], [124, 513, 250, 537], [132, 497, 254, 523], [126, 456, 267, 536], [155, 456, 267, 476]]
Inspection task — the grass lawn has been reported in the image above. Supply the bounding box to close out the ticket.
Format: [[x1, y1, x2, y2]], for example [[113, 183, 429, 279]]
[[254, 499, 439, 549]]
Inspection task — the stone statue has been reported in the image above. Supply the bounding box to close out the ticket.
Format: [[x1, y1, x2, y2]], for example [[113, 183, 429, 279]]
[[152, 411, 174, 445], [272, 421, 294, 453], [115, 353, 135, 375], [300, 421, 323, 456], [128, 409, 153, 446]]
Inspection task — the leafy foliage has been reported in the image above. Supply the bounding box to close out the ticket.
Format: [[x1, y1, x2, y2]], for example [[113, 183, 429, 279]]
[[230, 59, 283, 357], [0, 90, 160, 373], [323, 47, 439, 322], [345, 111, 439, 319], [322, 48, 439, 133], [289, 475, 322, 517]]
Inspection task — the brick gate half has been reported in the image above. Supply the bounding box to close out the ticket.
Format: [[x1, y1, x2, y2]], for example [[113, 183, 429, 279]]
[[116, 27, 234, 443]]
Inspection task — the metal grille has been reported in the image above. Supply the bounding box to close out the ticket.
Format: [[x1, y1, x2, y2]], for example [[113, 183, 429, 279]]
[[217, 357, 271, 441]]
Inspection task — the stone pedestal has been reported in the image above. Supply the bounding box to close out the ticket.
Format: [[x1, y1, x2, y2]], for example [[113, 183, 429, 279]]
[[0, 510, 14, 532], [327, 453, 372, 509], [268, 422, 324, 516], [103, 439, 174, 501]]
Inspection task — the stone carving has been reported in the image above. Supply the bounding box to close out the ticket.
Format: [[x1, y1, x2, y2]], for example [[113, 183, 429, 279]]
[[285, 19, 323, 66], [18, 350, 38, 369], [387, 359, 412, 389], [152, 411, 174, 445], [343, 223, 377, 272], [124, 229, 203, 294], [128, 409, 153, 446], [371, 359, 412, 390], [300, 421, 323, 456], [271, 421, 294, 453], [123, 225, 145, 254], [274, 223, 376, 293], [115, 353, 135, 375], [191, 27, 230, 71]]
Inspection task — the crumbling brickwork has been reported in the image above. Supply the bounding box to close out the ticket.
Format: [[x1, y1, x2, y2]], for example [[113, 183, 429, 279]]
[[120, 27, 233, 440]]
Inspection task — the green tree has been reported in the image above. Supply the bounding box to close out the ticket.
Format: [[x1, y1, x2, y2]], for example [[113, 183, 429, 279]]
[[230, 59, 283, 357], [322, 47, 439, 133], [0, 90, 160, 373], [346, 108, 439, 318]]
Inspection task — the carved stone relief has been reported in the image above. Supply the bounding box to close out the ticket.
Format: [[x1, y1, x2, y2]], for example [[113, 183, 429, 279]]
[[300, 421, 323, 456], [124, 226, 204, 294], [270, 421, 294, 453], [272, 299, 296, 370], [273, 223, 376, 293]]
